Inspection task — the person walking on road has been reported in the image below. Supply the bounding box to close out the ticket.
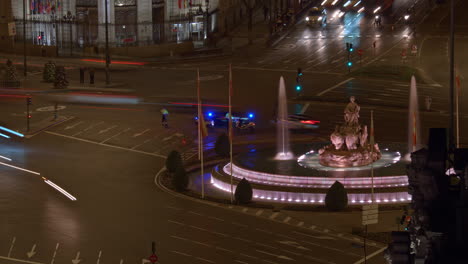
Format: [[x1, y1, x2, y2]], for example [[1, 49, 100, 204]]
[[161, 108, 169, 128]]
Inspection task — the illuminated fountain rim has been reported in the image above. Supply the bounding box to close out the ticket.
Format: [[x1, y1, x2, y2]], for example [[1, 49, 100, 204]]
[[221, 162, 408, 189], [211, 176, 412, 205]]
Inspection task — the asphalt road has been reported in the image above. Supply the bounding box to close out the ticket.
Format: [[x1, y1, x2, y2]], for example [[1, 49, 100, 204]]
[[1, 1, 467, 264]]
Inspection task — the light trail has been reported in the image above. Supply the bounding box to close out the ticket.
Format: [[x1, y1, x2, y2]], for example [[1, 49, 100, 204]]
[[353, 1, 361, 7], [169, 102, 229, 108], [0, 155, 12, 161], [0, 126, 25, 138], [0, 133, 10, 139], [42, 177, 77, 201], [0, 161, 40, 175], [81, 59, 147, 66]]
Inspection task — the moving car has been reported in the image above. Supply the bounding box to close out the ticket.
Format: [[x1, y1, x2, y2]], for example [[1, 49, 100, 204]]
[[274, 114, 320, 130], [306, 7, 326, 25], [195, 111, 256, 131]]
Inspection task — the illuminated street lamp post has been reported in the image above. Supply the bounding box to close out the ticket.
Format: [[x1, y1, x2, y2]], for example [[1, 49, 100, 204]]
[[63, 11, 75, 57]]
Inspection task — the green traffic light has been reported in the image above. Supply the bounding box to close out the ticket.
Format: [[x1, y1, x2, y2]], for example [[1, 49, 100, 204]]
[[296, 85, 301, 91], [347, 61, 352, 67]]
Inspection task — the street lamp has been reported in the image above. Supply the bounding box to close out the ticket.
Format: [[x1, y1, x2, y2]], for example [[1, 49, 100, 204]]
[[62, 11, 75, 57], [205, 0, 209, 45], [104, 0, 110, 85], [22, 0, 27, 77]]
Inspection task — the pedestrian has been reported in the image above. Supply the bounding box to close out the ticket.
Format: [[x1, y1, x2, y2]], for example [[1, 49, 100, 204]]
[[425, 96, 432, 111], [161, 108, 169, 128], [263, 5, 269, 21], [89, 67, 95, 85], [79, 67, 85, 84]]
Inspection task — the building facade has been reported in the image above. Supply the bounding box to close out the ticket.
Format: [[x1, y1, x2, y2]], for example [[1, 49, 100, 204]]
[[8, 0, 219, 51]]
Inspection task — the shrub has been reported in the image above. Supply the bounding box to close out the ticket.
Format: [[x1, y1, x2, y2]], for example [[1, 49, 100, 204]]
[[43, 61, 56, 82], [235, 178, 253, 204], [172, 165, 188, 191], [215, 133, 230, 157], [166, 150, 183, 173], [54, 66, 69, 89], [325, 181, 348, 211]]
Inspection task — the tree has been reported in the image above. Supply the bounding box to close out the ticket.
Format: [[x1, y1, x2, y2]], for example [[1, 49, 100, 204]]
[[235, 178, 253, 204], [54, 66, 69, 89], [166, 150, 183, 173], [325, 181, 348, 211], [43, 61, 56, 82], [172, 165, 189, 191], [214, 133, 230, 158]]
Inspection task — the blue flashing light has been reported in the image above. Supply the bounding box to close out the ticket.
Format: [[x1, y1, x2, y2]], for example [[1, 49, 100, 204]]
[[0, 133, 10, 139], [208, 112, 213, 117], [248, 113, 254, 118], [347, 61, 352, 67], [0, 126, 24, 138], [195, 116, 198, 120], [296, 85, 302, 91], [298, 73, 303, 76]]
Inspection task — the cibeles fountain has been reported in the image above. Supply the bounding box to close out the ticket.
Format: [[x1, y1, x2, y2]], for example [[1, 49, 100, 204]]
[[210, 77, 411, 205], [318, 96, 381, 167]]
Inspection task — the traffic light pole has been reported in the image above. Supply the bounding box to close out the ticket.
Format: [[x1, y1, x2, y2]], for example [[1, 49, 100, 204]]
[[105, 0, 110, 85], [449, 0, 455, 154], [26, 96, 30, 132], [22, 0, 27, 77]]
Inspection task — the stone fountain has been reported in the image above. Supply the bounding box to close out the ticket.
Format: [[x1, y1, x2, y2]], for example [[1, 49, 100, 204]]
[[318, 96, 381, 167]]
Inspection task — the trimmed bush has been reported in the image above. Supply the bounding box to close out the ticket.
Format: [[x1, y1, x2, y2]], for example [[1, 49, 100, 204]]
[[43, 61, 56, 82], [235, 178, 253, 204], [325, 181, 348, 211], [215, 133, 230, 157], [54, 66, 69, 89], [172, 165, 188, 191], [166, 150, 183, 173]]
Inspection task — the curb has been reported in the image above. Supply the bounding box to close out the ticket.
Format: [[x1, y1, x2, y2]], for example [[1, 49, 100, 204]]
[[154, 166, 384, 249]]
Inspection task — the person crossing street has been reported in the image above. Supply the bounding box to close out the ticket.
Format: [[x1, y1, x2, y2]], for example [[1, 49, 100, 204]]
[[161, 108, 169, 128]]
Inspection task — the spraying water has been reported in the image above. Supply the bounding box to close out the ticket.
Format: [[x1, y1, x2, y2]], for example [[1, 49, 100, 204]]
[[275, 77, 294, 160], [406, 76, 421, 160]]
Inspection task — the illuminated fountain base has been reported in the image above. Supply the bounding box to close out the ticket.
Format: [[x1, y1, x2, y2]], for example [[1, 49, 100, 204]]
[[210, 143, 411, 205]]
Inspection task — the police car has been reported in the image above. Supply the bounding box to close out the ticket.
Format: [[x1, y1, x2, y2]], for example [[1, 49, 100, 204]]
[[195, 111, 256, 131]]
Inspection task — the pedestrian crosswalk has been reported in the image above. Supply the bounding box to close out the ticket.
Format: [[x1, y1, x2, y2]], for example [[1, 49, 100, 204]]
[[46, 118, 195, 160]]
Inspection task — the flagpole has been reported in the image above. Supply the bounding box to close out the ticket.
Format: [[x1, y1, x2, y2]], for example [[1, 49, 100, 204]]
[[229, 64, 233, 204], [455, 70, 460, 148], [197, 69, 204, 199], [370, 110, 374, 203]]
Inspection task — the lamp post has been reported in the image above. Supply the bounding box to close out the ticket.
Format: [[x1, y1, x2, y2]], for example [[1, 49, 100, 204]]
[[205, 0, 209, 46], [22, 0, 27, 77], [449, 0, 455, 153], [105, 0, 110, 85], [63, 11, 75, 57]]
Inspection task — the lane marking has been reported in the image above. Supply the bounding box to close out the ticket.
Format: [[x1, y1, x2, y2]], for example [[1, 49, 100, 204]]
[[255, 242, 277, 249], [297, 222, 304, 227], [189, 211, 204, 216], [353, 247, 387, 264], [283, 216, 291, 223], [0, 161, 40, 175], [171, 250, 191, 257], [98, 125, 117, 134], [242, 208, 248, 213], [301, 240, 360, 257], [65, 121, 84, 130], [131, 137, 154, 150], [234, 237, 251, 243], [269, 212, 279, 220], [256, 210, 263, 216], [232, 222, 248, 228], [216, 247, 234, 253], [45, 131, 166, 158], [73, 121, 104, 136], [0, 256, 44, 264], [255, 228, 272, 234], [317, 78, 354, 96], [235, 260, 248, 264], [100, 128, 131, 144], [132, 129, 150, 138], [240, 253, 258, 259], [196, 257, 215, 263], [168, 220, 185, 226], [208, 216, 224, 222]]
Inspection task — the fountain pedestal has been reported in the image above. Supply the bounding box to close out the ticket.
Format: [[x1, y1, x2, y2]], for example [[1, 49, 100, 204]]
[[319, 96, 381, 167]]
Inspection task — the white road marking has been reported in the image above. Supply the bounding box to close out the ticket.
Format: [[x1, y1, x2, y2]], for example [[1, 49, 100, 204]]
[[131, 138, 154, 150], [0, 256, 44, 264], [281, 249, 301, 256], [255, 242, 277, 249], [166, 205, 182, 210], [190, 225, 228, 237], [255, 250, 294, 261], [240, 253, 258, 259], [353, 247, 387, 264], [283, 216, 291, 223], [98, 125, 117, 134], [292, 231, 336, 240], [0, 161, 40, 175], [255, 210, 263, 216], [132, 129, 150, 138], [242, 208, 248, 213], [100, 128, 130, 144], [189, 211, 204, 216], [301, 240, 360, 257], [297, 222, 304, 227], [171, 250, 191, 257], [317, 78, 354, 96], [216, 247, 234, 253], [269, 212, 279, 219], [234, 237, 251, 243], [46, 131, 166, 158], [168, 220, 185, 225], [196, 257, 215, 263], [208, 216, 224, 222], [73, 121, 104, 136], [235, 260, 248, 264], [65, 121, 84, 130]]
